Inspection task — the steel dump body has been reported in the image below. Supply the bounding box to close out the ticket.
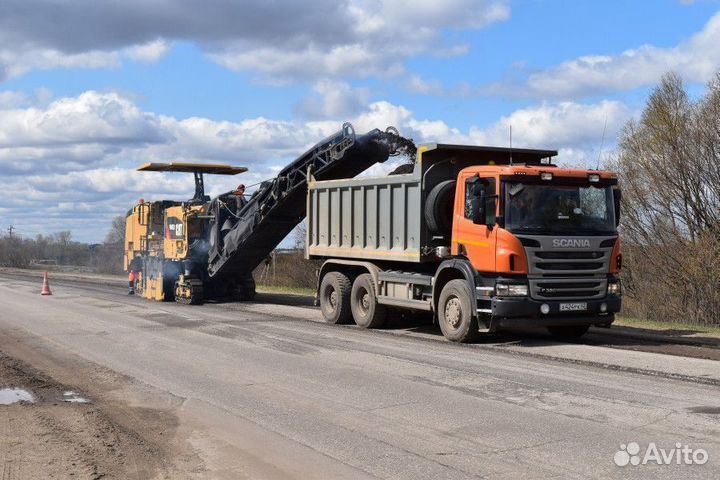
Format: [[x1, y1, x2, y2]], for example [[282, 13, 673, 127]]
[[307, 172, 423, 263], [307, 144, 558, 264]]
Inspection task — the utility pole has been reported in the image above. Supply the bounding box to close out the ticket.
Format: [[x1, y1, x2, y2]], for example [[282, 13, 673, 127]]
[[7, 225, 14, 238]]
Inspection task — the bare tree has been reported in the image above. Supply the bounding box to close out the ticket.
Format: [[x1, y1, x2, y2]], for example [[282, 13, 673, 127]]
[[104, 216, 126, 245], [612, 72, 720, 325], [293, 220, 307, 251]]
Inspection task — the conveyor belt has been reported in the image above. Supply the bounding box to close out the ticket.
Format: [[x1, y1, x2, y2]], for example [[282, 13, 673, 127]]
[[206, 123, 415, 279]]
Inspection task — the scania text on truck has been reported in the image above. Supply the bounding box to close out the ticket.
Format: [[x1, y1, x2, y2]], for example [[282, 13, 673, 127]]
[[307, 144, 622, 341]]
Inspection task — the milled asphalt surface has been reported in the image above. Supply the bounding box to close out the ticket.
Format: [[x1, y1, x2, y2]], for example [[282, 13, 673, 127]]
[[0, 273, 718, 479]]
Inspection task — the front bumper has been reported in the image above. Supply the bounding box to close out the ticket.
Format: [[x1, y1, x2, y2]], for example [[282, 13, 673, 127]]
[[489, 295, 621, 329]]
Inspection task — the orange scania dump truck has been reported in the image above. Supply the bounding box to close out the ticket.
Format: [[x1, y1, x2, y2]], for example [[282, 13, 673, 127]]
[[307, 144, 622, 341]]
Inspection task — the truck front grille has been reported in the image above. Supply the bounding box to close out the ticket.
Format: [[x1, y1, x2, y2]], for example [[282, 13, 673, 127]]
[[516, 235, 617, 301], [535, 261, 604, 271], [533, 250, 607, 274], [529, 278, 607, 300], [535, 251, 604, 260], [518, 236, 616, 277]]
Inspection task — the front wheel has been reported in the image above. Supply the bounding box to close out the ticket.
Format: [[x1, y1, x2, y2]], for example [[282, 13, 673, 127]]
[[546, 325, 589, 339], [350, 273, 386, 328], [319, 272, 353, 324], [438, 279, 479, 342]]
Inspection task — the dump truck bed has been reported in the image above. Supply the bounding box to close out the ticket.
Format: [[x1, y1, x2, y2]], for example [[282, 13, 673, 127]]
[[306, 143, 558, 264], [307, 170, 424, 263]]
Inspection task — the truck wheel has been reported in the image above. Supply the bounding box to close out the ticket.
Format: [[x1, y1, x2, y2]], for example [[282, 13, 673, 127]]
[[425, 180, 456, 236], [546, 325, 589, 339], [319, 272, 353, 324], [351, 273, 387, 328], [438, 279, 478, 342]]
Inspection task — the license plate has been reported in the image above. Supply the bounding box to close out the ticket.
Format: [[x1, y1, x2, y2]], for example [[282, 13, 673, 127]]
[[560, 302, 587, 312]]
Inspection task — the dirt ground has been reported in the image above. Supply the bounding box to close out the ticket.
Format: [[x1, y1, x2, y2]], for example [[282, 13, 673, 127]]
[[0, 346, 199, 480]]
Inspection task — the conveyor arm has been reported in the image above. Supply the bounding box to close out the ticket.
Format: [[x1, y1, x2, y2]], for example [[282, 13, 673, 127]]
[[206, 123, 415, 278]]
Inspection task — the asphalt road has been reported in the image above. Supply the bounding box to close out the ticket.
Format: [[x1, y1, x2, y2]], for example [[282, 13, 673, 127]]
[[0, 273, 718, 479]]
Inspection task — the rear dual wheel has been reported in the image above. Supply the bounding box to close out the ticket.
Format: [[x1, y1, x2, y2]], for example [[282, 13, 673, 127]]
[[319, 272, 353, 324], [350, 274, 386, 328], [319, 271, 386, 329]]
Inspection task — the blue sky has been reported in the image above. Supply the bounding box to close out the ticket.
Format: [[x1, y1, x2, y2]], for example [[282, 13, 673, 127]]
[[1, 0, 719, 242]]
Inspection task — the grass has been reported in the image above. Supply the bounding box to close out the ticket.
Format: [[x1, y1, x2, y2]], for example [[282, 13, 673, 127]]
[[256, 284, 315, 297], [615, 316, 720, 338]]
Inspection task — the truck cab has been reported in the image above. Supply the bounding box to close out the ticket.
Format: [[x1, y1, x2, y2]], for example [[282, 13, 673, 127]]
[[453, 164, 621, 338]]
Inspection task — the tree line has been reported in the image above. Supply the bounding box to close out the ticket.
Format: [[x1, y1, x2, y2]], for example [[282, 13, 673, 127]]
[[611, 72, 720, 326], [0, 218, 125, 274]]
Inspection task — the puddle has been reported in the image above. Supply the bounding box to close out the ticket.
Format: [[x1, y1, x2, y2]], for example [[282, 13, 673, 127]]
[[0, 388, 34, 405], [63, 391, 90, 403]]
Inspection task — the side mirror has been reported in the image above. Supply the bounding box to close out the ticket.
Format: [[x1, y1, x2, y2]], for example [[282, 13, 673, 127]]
[[472, 189, 486, 225], [613, 188, 622, 227], [486, 196, 497, 228]]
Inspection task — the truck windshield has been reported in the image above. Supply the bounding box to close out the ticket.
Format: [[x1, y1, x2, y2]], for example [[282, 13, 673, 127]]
[[504, 182, 616, 235]]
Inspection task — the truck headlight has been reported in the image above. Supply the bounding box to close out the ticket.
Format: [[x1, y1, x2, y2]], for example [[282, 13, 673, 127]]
[[607, 279, 622, 296], [496, 283, 528, 297]]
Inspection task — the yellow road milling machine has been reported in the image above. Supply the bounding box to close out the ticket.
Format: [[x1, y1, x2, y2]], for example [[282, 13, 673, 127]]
[[123, 124, 416, 305]]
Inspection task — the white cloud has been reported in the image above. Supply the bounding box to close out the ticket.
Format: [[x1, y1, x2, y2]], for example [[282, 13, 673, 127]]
[[296, 80, 370, 119], [124, 39, 172, 63], [469, 100, 632, 147], [0, 49, 121, 81], [486, 11, 720, 98], [209, 43, 409, 82], [405, 75, 445, 95], [0, 0, 508, 82], [0, 41, 173, 81], [0, 91, 167, 151], [0, 90, 629, 241]]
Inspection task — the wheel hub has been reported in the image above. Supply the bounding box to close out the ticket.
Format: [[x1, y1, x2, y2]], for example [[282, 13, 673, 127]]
[[445, 297, 462, 329], [361, 292, 370, 311], [329, 290, 337, 309]]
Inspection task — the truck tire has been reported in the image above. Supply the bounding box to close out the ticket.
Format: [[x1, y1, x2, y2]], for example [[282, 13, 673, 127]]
[[425, 180, 456, 235], [546, 325, 589, 339], [319, 272, 353, 324], [350, 273, 387, 328], [438, 279, 479, 342]]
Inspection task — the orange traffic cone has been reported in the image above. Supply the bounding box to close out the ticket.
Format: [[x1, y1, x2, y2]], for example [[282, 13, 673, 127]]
[[41, 271, 52, 296]]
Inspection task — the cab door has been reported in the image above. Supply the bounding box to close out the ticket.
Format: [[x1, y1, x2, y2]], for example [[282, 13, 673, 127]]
[[163, 207, 188, 260], [451, 173, 498, 273]]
